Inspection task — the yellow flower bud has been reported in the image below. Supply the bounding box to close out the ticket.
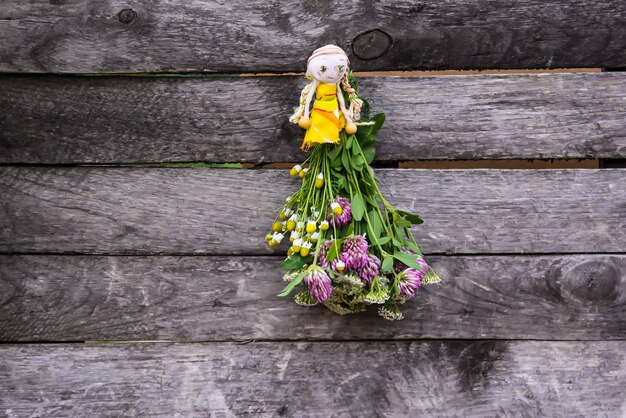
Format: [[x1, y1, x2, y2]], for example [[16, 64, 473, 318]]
[[292, 238, 302, 253], [300, 242, 312, 257], [320, 221, 329, 231], [315, 173, 324, 189], [305, 221, 316, 234], [265, 233, 272, 241], [272, 222, 283, 232], [290, 165, 302, 176], [287, 248, 293, 257], [331, 202, 342, 215], [336, 260, 346, 272]]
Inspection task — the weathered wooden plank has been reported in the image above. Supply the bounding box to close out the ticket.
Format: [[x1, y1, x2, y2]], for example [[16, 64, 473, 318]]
[[1, 73, 625, 164], [1, 255, 624, 342], [1, 168, 624, 255], [1, 341, 625, 416], [1, 1, 625, 73]]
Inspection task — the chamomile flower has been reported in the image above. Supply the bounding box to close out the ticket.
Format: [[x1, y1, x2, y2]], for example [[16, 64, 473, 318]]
[[290, 164, 302, 176], [291, 238, 303, 253], [286, 214, 297, 231], [315, 173, 324, 188], [300, 241, 312, 257]]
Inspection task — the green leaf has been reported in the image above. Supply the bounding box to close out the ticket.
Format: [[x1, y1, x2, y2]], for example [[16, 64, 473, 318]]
[[381, 256, 394, 273], [397, 210, 424, 225], [346, 135, 353, 150], [396, 218, 412, 228], [393, 224, 404, 241], [280, 253, 311, 270], [370, 113, 386, 135], [341, 150, 351, 172], [328, 145, 342, 161], [351, 155, 365, 171], [351, 194, 365, 221], [404, 240, 423, 256], [363, 194, 378, 207], [346, 222, 354, 237], [377, 236, 391, 245], [362, 146, 376, 164], [351, 140, 362, 156], [277, 270, 306, 297], [327, 239, 342, 262], [336, 175, 347, 191], [393, 252, 424, 271], [368, 209, 383, 238]]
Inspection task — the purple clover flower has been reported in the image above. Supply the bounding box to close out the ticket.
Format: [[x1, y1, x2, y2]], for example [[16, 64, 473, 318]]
[[397, 256, 428, 298], [317, 240, 333, 269], [340, 235, 369, 270], [327, 196, 352, 227], [304, 266, 332, 302], [356, 254, 381, 284]]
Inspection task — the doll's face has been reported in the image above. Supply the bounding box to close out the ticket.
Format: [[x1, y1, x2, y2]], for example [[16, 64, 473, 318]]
[[307, 53, 348, 84]]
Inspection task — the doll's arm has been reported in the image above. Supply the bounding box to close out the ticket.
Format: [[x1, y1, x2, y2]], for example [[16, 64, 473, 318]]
[[336, 83, 352, 124], [302, 80, 318, 120], [298, 80, 318, 129], [337, 82, 357, 134]]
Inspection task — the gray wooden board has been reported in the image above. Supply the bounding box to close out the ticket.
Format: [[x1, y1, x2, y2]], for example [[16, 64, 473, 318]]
[[1, 341, 625, 416], [1, 73, 625, 164], [1, 168, 624, 255], [1, 1, 626, 73], [1, 255, 624, 342]]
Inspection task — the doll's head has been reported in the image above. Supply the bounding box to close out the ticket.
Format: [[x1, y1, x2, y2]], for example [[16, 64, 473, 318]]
[[306, 45, 349, 84], [290, 45, 363, 125]]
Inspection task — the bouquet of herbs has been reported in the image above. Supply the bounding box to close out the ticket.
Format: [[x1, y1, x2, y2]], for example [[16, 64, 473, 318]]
[[265, 45, 439, 320]]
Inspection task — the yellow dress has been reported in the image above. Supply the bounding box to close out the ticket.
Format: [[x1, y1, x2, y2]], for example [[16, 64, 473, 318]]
[[302, 83, 346, 150]]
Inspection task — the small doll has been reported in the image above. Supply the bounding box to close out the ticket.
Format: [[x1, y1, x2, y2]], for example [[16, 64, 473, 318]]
[[267, 45, 439, 320]]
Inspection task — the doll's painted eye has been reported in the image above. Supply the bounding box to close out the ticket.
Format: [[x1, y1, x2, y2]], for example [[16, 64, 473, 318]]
[[320, 65, 327, 72]]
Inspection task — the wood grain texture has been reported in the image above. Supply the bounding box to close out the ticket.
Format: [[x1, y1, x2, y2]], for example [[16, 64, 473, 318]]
[[1, 341, 625, 417], [1, 255, 624, 342], [1, 73, 625, 164], [1, 168, 624, 255], [1, 1, 625, 73]]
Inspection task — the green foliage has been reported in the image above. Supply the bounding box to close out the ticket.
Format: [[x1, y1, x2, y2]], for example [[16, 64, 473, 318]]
[[280, 253, 311, 270], [350, 193, 365, 221], [277, 270, 307, 297], [393, 252, 424, 271], [397, 209, 424, 225]]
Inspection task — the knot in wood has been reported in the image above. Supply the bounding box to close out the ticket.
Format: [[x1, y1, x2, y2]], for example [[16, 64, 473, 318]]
[[118, 8, 137, 24], [352, 29, 393, 60], [560, 259, 620, 303]]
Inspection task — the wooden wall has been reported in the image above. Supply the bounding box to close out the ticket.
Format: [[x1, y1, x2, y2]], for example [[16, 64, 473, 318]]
[[1, 1, 625, 416]]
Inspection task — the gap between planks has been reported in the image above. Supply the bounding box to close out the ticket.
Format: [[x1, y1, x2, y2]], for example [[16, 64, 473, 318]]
[[0, 159, 606, 169], [1, 337, 623, 346]]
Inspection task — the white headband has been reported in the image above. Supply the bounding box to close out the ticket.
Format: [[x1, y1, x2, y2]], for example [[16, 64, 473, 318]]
[[307, 45, 350, 65]]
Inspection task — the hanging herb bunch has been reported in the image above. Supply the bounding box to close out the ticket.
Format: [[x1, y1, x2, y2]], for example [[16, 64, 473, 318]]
[[265, 45, 439, 320]]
